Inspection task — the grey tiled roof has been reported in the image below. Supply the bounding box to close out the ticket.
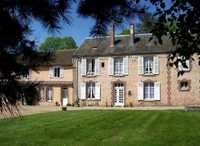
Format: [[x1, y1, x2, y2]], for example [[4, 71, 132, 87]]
[[74, 34, 174, 57], [49, 49, 75, 66]]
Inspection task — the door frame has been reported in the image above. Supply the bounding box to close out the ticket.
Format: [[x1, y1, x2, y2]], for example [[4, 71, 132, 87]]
[[61, 87, 69, 106], [46, 86, 53, 102], [112, 81, 126, 107]]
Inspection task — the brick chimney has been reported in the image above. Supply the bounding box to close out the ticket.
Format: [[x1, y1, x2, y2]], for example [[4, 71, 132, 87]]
[[129, 24, 135, 47], [110, 23, 115, 47]]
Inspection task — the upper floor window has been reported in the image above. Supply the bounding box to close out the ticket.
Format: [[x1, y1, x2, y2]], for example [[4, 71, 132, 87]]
[[108, 57, 128, 76], [138, 56, 159, 75], [86, 58, 95, 75], [54, 67, 60, 78], [22, 69, 31, 79], [144, 56, 153, 74], [49, 66, 64, 78], [178, 57, 190, 72], [81, 58, 99, 76], [114, 57, 123, 75]]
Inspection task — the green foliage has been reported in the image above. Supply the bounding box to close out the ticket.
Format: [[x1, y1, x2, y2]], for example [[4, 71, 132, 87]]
[[119, 12, 156, 34], [119, 29, 130, 35], [23, 85, 40, 105], [39, 37, 77, 52], [139, 12, 157, 33], [0, 0, 72, 111]]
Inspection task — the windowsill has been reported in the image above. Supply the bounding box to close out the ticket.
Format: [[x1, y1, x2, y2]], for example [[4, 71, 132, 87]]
[[83, 74, 97, 78], [112, 74, 127, 77], [180, 89, 190, 92], [178, 69, 190, 72], [143, 73, 155, 76], [140, 99, 160, 101], [83, 98, 101, 101], [50, 77, 64, 79]]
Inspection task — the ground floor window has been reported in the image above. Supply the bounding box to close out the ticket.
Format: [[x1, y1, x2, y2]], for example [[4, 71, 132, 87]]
[[144, 82, 154, 99], [86, 82, 95, 99]]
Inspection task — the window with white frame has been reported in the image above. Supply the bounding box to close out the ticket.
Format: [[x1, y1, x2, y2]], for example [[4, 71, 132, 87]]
[[86, 58, 95, 75], [22, 70, 30, 79], [114, 57, 123, 75], [144, 82, 154, 99], [178, 56, 190, 71], [179, 80, 190, 91], [86, 82, 95, 99], [144, 56, 153, 74], [54, 67, 60, 77]]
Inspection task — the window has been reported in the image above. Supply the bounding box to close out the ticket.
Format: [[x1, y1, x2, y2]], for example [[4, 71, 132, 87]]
[[144, 56, 153, 74], [86, 58, 95, 75], [178, 61, 190, 71], [54, 67, 60, 77], [101, 62, 105, 68], [144, 82, 154, 99], [114, 57, 123, 75], [22, 70, 31, 79], [179, 81, 190, 91], [86, 82, 95, 99]]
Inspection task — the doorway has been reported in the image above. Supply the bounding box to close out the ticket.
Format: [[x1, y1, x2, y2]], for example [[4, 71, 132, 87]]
[[114, 83, 124, 106], [61, 88, 68, 106]]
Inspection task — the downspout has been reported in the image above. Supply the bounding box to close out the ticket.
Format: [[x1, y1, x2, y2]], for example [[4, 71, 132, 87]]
[[76, 57, 79, 106]]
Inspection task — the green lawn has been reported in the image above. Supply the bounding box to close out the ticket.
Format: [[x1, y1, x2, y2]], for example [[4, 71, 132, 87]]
[[0, 110, 200, 146]]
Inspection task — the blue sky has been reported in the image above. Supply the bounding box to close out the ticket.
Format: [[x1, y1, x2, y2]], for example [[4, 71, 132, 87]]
[[30, 3, 95, 47], [30, 0, 171, 47]]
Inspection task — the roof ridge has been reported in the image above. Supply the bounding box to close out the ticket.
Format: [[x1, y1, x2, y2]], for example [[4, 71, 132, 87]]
[[85, 33, 153, 40]]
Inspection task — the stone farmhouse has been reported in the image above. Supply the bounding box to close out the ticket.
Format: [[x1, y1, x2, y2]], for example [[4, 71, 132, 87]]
[[23, 25, 200, 107]]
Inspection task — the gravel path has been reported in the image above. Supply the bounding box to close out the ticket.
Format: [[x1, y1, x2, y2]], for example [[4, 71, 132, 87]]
[[0, 104, 184, 119]]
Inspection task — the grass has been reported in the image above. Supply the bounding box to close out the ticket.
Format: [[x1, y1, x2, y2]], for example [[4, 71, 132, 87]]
[[0, 110, 200, 146]]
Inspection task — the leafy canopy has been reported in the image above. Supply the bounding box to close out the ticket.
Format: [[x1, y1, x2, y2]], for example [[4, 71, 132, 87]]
[[39, 37, 77, 52], [0, 0, 72, 112]]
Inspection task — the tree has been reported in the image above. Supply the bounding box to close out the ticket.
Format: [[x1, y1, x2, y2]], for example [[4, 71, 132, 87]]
[[147, 0, 200, 71], [2, 0, 199, 111], [0, 0, 72, 112], [139, 12, 157, 33], [80, 0, 200, 71], [119, 11, 156, 35], [1, 0, 143, 112], [39, 37, 77, 52], [119, 29, 130, 35]]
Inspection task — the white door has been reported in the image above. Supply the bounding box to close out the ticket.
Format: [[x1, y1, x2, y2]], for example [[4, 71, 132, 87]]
[[47, 87, 53, 102], [114, 83, 124, 106], [62, 88, 68, 106]]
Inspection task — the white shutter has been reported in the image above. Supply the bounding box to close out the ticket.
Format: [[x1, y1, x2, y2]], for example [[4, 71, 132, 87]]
[[153, 56, 159, 74], [154, 82, 160, 100], [123, 56, 128, 75], [80, 82, 86, 99], [108, 57, 114, 75], [81, 58, 86, 76], [95, 58, 100, 75], [95, 82, 101, 100], [138, 56, 144, 75], [138, 82, 144, 100], [48, 67, 54, 78], [60, 67, 64, 78]]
